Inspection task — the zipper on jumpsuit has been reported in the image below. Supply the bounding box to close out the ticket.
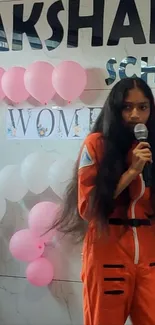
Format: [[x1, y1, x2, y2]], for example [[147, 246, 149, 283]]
[[131, 174, 145, 264]]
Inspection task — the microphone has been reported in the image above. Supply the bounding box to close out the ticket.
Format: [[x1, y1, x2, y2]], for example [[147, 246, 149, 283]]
[[134, 123, 152, 187]]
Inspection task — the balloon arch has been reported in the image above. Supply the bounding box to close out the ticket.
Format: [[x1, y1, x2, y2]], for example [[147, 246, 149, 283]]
[[0, 60, 87, 285]]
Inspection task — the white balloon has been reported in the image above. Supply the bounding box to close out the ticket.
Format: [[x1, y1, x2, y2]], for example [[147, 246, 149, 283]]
[[21, 151, 54, 194], [0, 165, 27, 202], [0, 198, 6, 222], [48, 158, 75, 199]]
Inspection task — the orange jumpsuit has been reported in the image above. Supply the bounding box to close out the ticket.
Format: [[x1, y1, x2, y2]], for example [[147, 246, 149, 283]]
[[78, 132, 155, 325]]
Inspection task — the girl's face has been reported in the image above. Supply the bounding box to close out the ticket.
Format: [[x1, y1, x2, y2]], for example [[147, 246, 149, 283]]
[[122, 87, 150, 130]]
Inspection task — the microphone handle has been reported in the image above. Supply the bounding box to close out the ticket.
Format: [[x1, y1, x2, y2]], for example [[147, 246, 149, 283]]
[[143, 163, 152, 188]]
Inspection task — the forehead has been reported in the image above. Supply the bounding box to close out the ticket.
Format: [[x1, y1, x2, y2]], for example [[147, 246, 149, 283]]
[[125, 88, 149, 103]]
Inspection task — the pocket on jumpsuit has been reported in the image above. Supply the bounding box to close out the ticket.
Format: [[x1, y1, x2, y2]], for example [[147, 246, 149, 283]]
[[100, 261, 129, 324], [94, 231, 129, 325]]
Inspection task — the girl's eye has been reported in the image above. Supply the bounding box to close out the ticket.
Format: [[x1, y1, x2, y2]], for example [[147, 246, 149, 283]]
[[123, 104, 132, 111], [139, 105, 147, 110]]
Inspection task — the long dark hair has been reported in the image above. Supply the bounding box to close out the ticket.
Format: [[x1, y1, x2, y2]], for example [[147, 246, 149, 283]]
[[51, 77, 155, 241]]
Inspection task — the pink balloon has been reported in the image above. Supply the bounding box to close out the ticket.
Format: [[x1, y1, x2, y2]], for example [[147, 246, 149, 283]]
[[26, 257, 54, 286], [28, 201, 59, 240], [1, 67, 29, 103], [52, 61, 87, 101], [9, 229, 45, 262], [0, 68, 5, 100], [24, 61, 56, 104]]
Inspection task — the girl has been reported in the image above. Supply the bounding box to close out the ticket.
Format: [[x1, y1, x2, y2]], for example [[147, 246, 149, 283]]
[[54, 77, 155, 325]]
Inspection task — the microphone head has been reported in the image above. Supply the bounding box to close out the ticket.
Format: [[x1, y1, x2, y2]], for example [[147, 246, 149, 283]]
[[134, 123, 148, 141]]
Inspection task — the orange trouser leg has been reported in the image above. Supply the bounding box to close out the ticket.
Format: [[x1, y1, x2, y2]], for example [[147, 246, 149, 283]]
[[83, 265, 135, 325], [130, 263, 155, 325], [82, 227, 136, 325]]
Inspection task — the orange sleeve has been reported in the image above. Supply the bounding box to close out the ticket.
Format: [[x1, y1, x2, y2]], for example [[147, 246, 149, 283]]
[[78, 133, 103, 221]]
